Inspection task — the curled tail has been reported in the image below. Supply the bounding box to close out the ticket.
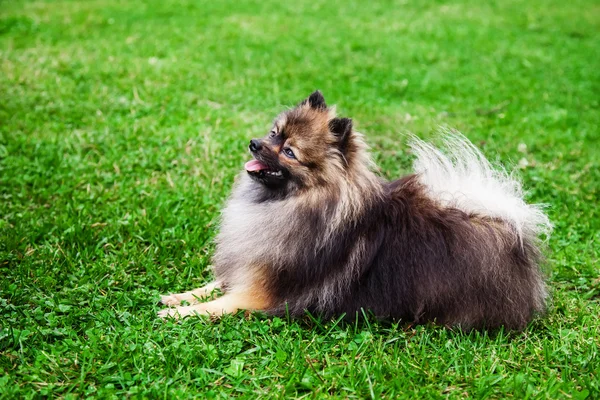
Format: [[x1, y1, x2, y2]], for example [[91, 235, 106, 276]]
[[409, 130, 552, 243]]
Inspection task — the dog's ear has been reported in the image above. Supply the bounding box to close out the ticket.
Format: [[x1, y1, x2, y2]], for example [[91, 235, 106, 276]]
[[329, 117, 353, 153], [300, 90, 327, 110]]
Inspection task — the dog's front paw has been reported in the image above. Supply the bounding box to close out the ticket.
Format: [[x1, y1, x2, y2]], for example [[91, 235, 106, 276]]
[[160, 294, 182, 306]]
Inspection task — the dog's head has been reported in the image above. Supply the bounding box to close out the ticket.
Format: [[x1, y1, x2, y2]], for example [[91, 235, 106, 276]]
[[245, 91, 363, 195]]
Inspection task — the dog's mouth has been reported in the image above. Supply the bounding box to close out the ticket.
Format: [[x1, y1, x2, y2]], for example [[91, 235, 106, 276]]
[[245, 159, 285, 179]]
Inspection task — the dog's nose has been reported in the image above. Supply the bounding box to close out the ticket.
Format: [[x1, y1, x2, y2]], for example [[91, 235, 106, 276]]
[[249, 139, 262, 152]]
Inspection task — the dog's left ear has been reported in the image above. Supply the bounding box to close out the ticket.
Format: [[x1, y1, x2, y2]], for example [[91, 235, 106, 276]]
[[301, 90, 327, 110], [329, 117, 353, 153]]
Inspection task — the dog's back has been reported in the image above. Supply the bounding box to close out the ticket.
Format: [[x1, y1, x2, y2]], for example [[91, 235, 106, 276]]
[[338, 171, 548, 330], [330, 133, 551, 329]]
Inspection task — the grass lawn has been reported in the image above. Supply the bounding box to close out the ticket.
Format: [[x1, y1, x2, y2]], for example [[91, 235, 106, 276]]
[[1, 0, 599, 397]]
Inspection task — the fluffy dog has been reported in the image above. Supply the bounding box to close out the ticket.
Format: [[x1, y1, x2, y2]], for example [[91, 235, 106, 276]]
[[158, 91, 551, 330]]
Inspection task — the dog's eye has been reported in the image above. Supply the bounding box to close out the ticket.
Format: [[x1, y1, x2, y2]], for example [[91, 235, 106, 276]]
[[283, 147, 295, 159], [269, 130, 276, 138]]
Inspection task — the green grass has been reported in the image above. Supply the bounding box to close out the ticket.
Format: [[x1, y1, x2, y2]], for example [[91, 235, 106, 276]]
[[1, 0, 599, 397]]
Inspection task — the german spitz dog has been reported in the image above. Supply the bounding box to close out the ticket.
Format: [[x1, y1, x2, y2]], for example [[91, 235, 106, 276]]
[[158, 91, 551, 330]]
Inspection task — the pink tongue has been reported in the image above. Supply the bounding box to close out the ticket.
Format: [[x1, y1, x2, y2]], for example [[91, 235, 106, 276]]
[[245, 159, 269, 172]]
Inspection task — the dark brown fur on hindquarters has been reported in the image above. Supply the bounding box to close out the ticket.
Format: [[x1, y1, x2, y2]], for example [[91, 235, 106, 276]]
[[263, 175, 545, 330], [160, 91, 550, 330]]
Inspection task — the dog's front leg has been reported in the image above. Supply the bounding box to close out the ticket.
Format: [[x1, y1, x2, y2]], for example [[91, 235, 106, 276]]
[[160, 281, 222, 306], [157, 289, 271, 319]]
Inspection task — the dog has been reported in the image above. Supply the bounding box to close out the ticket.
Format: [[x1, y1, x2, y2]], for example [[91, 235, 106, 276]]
[[158, 91, 551, 330]]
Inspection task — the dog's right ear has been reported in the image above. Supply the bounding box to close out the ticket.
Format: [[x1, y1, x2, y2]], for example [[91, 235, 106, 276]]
[[329, 117, 353, 154], [300, 90, 327, 110]]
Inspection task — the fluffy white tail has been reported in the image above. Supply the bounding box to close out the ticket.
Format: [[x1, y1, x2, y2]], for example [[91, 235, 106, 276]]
[[410, 130, 552, 242]]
